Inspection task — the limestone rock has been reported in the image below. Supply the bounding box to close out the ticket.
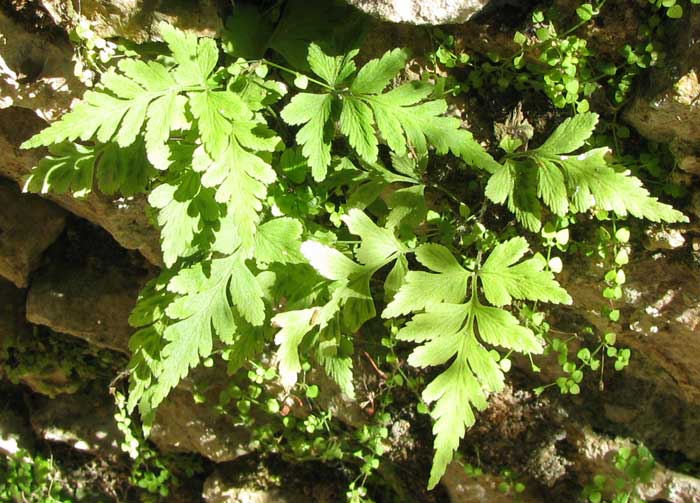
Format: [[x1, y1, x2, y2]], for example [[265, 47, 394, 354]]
[[28, 387, 122, 457], [150, 387, 251, 463], [25, 238, 151, 353], [40, 0, 224, 42], [202, 461, 339, 503], [442, 462, 544, 503], [0, 177, 66, 288], [643, 226, 686, 251], [344, 0, 494, 24], [570, 426, 700, 503], [0, 279, 82, 396], [624, 66, 700, 146], [0, 11, 83, 120], [0, 106, 162, 265], [18, 367, 83, 397], [308, 364, 369, 428], [559, 250, 700, 459], [203, 483, 303, 503], [623, 9, 700, 174]]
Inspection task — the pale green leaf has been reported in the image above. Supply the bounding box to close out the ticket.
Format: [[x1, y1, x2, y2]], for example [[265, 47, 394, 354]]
[[340, 97, 378, 163], [538, 112, 599, 154], [280, 92, 334, 181], [301, 241, 363, 281], [151, 257, 238, 407], [382, 268, 469, 317], [23, 142, 96, 197], [485, 162, 515, 204], [415, 243, 465, 273], [341, 208, 403, 266], [479, 237, 572, 306], [254, 218, 305, 264], [350, 48, 407, 94], [272, 308, 317, 387], [424, 359, 488, 489], [307, 43, 358, 85], [473, 303, 543, 354]]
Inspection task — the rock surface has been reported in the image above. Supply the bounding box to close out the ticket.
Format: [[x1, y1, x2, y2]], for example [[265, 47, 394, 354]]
[[203, 483, 305, 503], [0, 279, 84, 397], [569, 426, 700, 503], [344, 0, 493, 24], [0, 11, 83, 119], [557, 249, 700, 460], [623, 9, 700, 174], [0, 178, 66, 288], [25, 237, 150, 353], [40, 0, 224, 42], [150, 387, 251, 463], [0, 383, 35, 457], [0, 106, 162, 265], [202, 461, 340, 503], [442, 462, 544, 503], [28, 388, 122, 457]]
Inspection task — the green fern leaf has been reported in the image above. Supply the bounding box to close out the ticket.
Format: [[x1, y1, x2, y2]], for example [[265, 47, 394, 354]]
[[341, 208, 405, 266], [383, 244, 470, 317], [281, 45, 468, 181], [254, 218, 305, 264], [194, 121, 282, 252], [280, 93, 334, 180], [486, 112, 688, 228], [148, 173, 219, 267], [272, 210, 405, 388], [23, 142, 96, 197], [538, 112, 598, 154], [479, 237, 572, 306], [307, 43, 358, 86], [24, 141, 154, 198], [384, 239, 569, 489], [148, 251, 264, 408], [20, 23, 217, 171], [272, 308, 318, 387]]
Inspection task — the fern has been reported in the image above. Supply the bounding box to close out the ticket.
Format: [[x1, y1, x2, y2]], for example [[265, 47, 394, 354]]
[[24, 141, 153, 198], [280, 44, 493, 181], [485, 112, 688, 231], [21, 24, 208, 156], [383, 238, 571, 488], [22, 22, 283, 260], [273, 209, 406, 392], [19, 14, 689, 494]]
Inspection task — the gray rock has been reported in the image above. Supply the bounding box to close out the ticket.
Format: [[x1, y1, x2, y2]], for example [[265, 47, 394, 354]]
[[0, 107, 162, 265], [345, 0, 493, 24], [40, 0, 223, 42], [442, 462, 544, 503], [307, 364, 369, 428], [203, 484, 302, 503], [0, 11, 84, 119], [643, 226, 686, 251], [0, 279, 83, 397], [150, 386, 251, 463], [570, 426, 700, 503], [28, 388, 123, 457], [0, 178, 66, 288], [559, 250, 700, 460], [623, 9, 700, 174], [25, 250, 150, 354], [202, 462, 338, 503]]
